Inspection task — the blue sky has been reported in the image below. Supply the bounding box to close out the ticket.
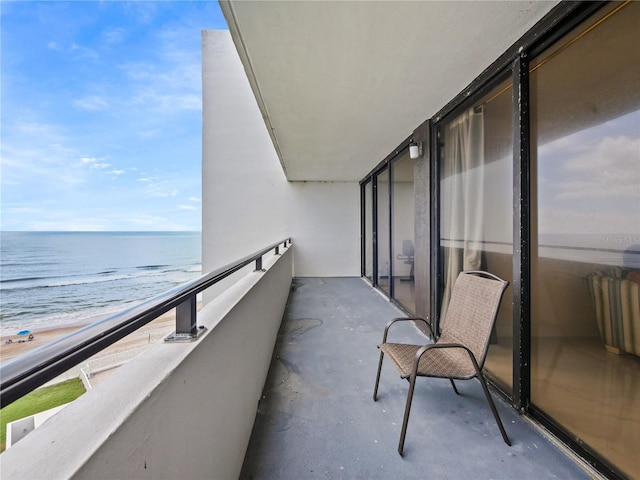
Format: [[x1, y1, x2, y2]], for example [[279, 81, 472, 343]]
[[1, 1, 227, 231]]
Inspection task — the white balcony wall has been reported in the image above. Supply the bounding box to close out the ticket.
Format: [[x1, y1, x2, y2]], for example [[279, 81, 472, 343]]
[[287, 181, 359, 277], [1, 247, 293, 480], [202, 30, 359, 282], [202, 30, 288, 288]]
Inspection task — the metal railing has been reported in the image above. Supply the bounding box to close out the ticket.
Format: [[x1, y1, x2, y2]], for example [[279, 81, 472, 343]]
[[0, 238, 291, 408]]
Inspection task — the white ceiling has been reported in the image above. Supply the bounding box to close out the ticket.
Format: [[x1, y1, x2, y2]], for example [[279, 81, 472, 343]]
[[220, 0, 558, 181]]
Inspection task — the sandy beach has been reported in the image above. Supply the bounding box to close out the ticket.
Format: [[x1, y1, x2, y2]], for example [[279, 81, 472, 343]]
[[0, 305, 199, 365]]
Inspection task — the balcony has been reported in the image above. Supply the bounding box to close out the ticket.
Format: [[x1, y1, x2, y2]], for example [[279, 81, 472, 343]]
[[1, 244, 596, 479], [240, 276, 594, 479]]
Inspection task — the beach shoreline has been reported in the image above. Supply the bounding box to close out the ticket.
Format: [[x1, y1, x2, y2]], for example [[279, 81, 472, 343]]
[[0, 305, 198, 365]]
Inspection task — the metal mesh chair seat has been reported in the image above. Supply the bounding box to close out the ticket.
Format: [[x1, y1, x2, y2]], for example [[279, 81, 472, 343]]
[[373, 270, 511, 455], [380, 343, 476, 379]]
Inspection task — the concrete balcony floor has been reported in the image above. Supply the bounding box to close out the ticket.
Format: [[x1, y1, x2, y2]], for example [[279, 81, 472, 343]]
[[240, 277, 593, 480]]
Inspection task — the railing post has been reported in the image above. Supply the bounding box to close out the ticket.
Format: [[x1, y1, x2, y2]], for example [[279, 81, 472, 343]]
[[176, 296, 197, 336], [275, 245, 280, 255], [165, 296, 206, 342], [255, 255, 265, 272]]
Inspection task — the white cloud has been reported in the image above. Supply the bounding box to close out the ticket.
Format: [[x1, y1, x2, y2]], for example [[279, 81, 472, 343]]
[[13, 121, 65, 140], [539, 128, 640, 235], [69, 42, 99, 61], [178, 204, 197, 211], [540, 208, 640, 236], [1, 2, 207, 232], [80, 157, 110, 169], [123, 2, 159, 25], [28, 219, 109, 232], [74, 95, 109, 111], [118, 61, 154, 80], [121, 214, 170, 229], [137, 129, 160, 139], [132, 92, 201, 112], [136, 174, 179, 198], [3, 205, 40, 215], [116, 29, 202, 114], [103, 27, 126, 45], [554, 135, 640, 200], [0, 119, 125, 207], [151, 189, 178, 198], [188, 197, 200, 203], [1, 122, 85, 186]]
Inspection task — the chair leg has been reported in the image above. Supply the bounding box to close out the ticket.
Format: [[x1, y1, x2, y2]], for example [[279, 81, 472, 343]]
[[398, 373, 417, 456], [373, 350, 384, 401], [449, 378, 460, 395], [476, 374, 511, 446]]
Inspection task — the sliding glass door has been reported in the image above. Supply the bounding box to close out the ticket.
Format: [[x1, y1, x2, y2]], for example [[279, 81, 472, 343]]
[[361, 149, 416, 315], [438, 78, 514, 394], [376, 169, 391, 296], [530, 3, 640, 477], [362, 2, 639, 477], [363, 180, 373, 280], [391, 152, 415, 313]]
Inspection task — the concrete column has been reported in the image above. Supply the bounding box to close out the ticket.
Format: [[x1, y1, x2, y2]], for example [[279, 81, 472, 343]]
[[413, 119, 431, 332]]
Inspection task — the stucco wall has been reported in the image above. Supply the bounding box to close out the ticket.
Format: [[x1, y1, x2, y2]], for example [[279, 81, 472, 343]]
[[202, 30, 359, 280], [287, 181, 359, 277], [202, 30, 288, 273]]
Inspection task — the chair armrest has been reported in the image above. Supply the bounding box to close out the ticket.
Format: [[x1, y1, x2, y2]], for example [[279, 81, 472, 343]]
[[382, 317, 433, 344], [413, 343, 482, 377]]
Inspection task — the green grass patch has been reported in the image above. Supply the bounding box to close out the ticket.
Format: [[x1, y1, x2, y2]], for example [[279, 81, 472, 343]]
[[0, 378, 86, 452]]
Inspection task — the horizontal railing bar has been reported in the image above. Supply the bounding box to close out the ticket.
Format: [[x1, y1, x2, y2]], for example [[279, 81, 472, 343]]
[[0, 238, 291, 408], [440, 237, 639, 255]]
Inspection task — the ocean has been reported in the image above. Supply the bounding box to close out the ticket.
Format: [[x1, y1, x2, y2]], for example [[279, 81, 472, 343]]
[[0, 232, 201, 337]]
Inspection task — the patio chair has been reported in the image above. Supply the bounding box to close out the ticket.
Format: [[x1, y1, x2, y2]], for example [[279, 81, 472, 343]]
[[373, 270, 510, 455], [396, 240, 415, 282]]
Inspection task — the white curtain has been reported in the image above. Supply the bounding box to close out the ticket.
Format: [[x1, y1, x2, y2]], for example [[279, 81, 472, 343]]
[[440, 107, 485, 323]]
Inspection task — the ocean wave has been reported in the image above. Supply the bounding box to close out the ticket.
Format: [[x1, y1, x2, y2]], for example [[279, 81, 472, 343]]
[[1, 274, 134, 291], [0, 261, 60, 268], [1, 270, 119, 285], [0, 231, 202, 337], [59, 278, 129, 289], [0, 268, 187, 291], [1, 275, 55, 284]]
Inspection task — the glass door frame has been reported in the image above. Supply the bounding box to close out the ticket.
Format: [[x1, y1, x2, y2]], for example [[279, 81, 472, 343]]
[[361, 3, 626, 478], [360, 140, 413, 311], [428, 3, 623, 478]]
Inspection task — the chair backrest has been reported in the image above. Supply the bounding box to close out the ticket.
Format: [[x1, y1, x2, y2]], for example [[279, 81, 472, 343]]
[[402, 240, 414, 257], [438, 271, 508, 368]]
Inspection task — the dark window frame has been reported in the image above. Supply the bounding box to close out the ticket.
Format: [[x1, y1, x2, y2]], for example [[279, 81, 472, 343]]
[[359, 139, 413, 312], [360, 178, 372, 279]]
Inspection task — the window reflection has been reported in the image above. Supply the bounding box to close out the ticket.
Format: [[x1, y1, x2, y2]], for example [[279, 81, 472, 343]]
[[391, 153, 415, 313], [376, 169, 390, 295], [530, 3, 640, 477], [364, 181, 373, 280], [438, 79, 514, 393]]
